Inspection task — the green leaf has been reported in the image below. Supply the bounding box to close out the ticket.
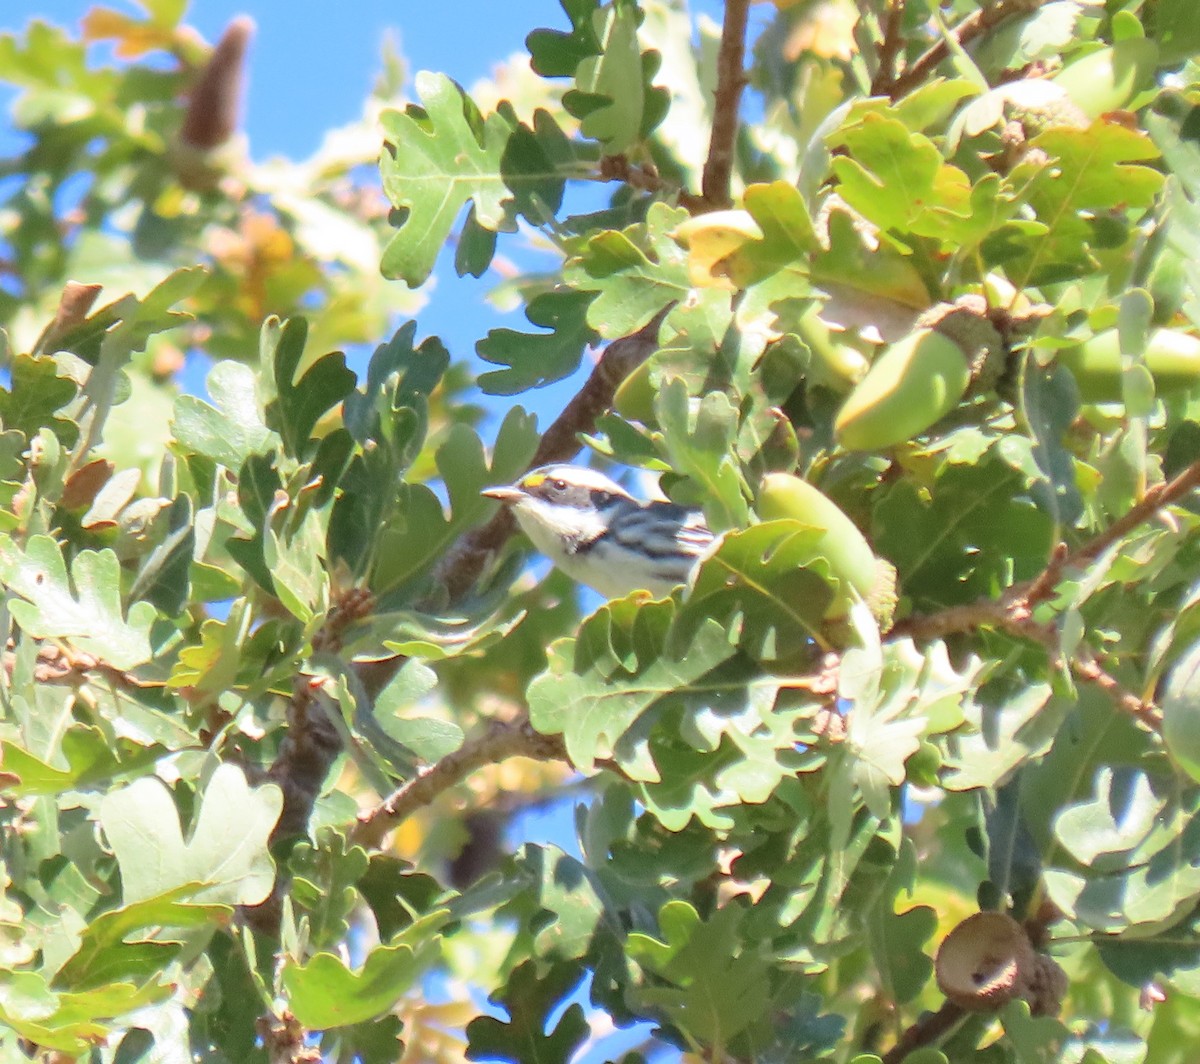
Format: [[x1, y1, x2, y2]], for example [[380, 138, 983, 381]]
[[0, 536, 156, 669], [262, 477, 330, 624], [733, 180, 820, 283], [466, 960, 589, 1064], [529, 0, 666, 152], [528, 597, 740, 772], [372, 408, 538, 595], [54, 893, 228, 991], [677, 521, 835, 659], [1020, 359, 1083, 527], [942, 680, 1061, 791], [263, 317, 356, 458], [342, 321, 450, 464], [99, 763, 281, 906], [1001, 1000, 1070, 1064], [831, 114, 972, 247], [282, 910, 447, 1028], [655, 377, 749, 531], [477, 288, 598, 395], [0, 352, 78, 444], [171, 360, 277, 469], [1004, 120, 1164, 286], [866, 841, 936, 1005], [633, 679, 806, 831], [0, 726, 156, 797], [492, 844, 608, 966], [373, 602, 526, 660], [840, 639, 979, 818], [566, 1, 649, 154], [372, 659, 464, 762], [565, 201, 691, 337], [284, 946, 423, 1029], [1151, 0, 1200, 64], [527, 0, 602, 77], [627, 901, 773, 1049], [288, 832, 371, 950], [874, 455, 1055, 610], [380, 73, 519, 286], [808, 208, 933, 329], [1053, 766, 1162, 867], [0, 970, 167, 1055]]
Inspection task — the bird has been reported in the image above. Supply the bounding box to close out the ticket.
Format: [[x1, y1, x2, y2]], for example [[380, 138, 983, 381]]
[[482, 464, 715, 599]]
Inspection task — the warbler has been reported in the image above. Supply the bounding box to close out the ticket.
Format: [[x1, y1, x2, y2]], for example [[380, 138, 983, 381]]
[[483, 464, 715, 598]]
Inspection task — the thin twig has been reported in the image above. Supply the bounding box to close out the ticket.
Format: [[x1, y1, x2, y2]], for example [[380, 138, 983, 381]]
[[700, 0, 752, 210], [888, 0, 1048, 100], [869, 0, 907, 97], [597, 155, 706, 212], [1071, 458, 1200, 568], [1072, 648, 1160, 727], [351, 716, 567, 850]]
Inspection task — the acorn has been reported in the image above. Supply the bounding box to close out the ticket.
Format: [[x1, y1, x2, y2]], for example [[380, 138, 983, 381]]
[[936, 912, 1066, 1017], [757, 472, 896, 629], [834, 298, 1003, 451], [1051, 37, 1158, 119], [612, 357, 659, 426], [1163, 638, 1200, 786], [1057, 328, 1200, 403]]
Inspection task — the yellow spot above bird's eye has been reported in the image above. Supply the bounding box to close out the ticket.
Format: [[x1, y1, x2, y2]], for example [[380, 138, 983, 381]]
[[523, 473, 546, 489]]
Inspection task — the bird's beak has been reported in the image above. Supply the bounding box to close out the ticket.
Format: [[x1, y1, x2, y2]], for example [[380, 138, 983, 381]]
[[482, 485, 524, 504]]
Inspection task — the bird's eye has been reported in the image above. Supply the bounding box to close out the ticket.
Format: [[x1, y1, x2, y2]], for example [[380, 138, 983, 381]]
[[552, 478, 567, 492]]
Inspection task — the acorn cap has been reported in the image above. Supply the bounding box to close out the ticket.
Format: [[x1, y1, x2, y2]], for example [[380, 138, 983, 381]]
[[935, 911, 1066, 1017], [936, 912, 1036, 1012], [917, 296, 1005, 394]]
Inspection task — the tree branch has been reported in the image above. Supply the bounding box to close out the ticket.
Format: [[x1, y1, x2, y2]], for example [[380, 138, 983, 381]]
[[351, 716, 567, 850], [888, 0, 1048, 100], [700, 0, 752, 210], [243, 589, 375, 933], [869, 0, 907, 97], [881, 1001, 965, 1064]]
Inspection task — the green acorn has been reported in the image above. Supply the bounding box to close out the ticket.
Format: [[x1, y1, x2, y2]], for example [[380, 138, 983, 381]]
[[612, 358, 659, 426], [1163, 639, 1200, 786], [757, 472, 896, 630], [834, 299, 1003, 451], [1051, 38, 1158, 119], [1057, 328, 1200, 403]]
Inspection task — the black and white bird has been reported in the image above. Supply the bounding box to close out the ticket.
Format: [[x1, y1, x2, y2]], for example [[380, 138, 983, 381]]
[[483, 464, 715, 598]]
